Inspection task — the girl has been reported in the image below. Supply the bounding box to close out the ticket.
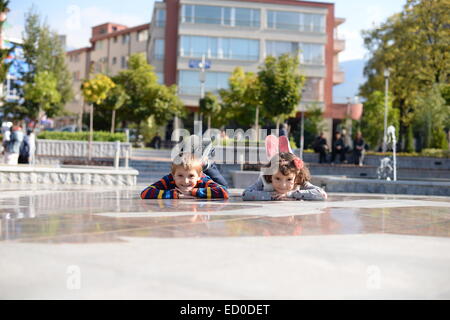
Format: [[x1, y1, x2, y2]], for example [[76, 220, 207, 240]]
[[242, 152, 327, 201]]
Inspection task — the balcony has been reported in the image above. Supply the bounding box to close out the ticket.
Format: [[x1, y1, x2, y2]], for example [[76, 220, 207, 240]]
[[333, 70, 345, 84], [334, 39, 345, 53]]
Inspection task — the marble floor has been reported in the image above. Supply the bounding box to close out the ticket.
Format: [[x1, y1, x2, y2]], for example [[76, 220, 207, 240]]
[[0, 183, 449, 299]]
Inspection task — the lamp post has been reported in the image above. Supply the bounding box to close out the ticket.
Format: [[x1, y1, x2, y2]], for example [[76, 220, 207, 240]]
[[383, 68, 390, 153], [299, 88, 307, 160]]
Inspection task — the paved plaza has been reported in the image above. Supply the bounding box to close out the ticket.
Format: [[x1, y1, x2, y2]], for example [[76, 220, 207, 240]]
[[0, 183, 449, 299]]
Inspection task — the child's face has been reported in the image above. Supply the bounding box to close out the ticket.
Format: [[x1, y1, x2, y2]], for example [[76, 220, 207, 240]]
[[173, 167, 201, 191], [272, 171, 296, 194]]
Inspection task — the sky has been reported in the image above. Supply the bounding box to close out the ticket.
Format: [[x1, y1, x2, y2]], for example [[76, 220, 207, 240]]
[[4, 0, 407, 62]]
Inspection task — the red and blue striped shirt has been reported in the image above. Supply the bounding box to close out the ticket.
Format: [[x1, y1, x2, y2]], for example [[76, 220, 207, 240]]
[[140, 173, 229, 199]]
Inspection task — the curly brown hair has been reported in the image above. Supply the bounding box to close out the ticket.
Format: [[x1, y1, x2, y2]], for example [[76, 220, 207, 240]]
[[263, 152, 311, 187]]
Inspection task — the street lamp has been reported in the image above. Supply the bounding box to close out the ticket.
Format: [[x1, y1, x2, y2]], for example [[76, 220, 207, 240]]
[[383, 68, 390, 153], [299, 88, 307, 160]]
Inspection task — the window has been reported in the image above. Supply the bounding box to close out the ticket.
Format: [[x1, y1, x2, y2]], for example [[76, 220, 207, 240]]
[[156, 9, 166, 27], [112, 57, 117, 65], [303, 78, 324, 101], [178, 70, 230, 95], [72, 71, 80, 81], [181, 5, 260, 28], [137, 30, 148, 42], [121, 56, 128, 68], [266, 40, 324, 65], [96, 40, 103, 50], [266, 40, 299, 57], [122, 34, 130, 44], [154, 39, 165, 60], [113, 36, 118, 43], [267, 10, 325, 33], [180, 35, 259, 61], [299, 43, 324, 65], [235, 8, 260, 27]]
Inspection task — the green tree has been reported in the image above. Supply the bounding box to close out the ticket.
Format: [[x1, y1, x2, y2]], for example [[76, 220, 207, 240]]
[[360, 0, 449, 151], [219, 67, 262, 129], [97, 84, 129, 133], [114, 53, 184, 131], [413, 84, 449, 150], [18, 7, 73, 119], [199, 92, 220, 130], [0, 0, 11, 84], [24, 71, 62, 118], [359, 91, 400, 150], [258, 54, 305, 129], [36, 25, 73, 108]]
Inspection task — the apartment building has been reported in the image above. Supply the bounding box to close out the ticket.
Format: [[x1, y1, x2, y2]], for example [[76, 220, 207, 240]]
[[65, 22, 150, 121], [148, 0, 361, 138]]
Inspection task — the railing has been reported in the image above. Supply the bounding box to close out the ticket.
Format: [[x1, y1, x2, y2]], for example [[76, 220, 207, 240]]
[[181, 16, 260, 28], [36, 139, 132, 159], [180, 52, 259, 61], [179, 86, 225, 96], [267, 23, 325, 33]]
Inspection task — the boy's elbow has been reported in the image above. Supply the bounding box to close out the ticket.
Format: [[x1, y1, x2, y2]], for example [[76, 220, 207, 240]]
[[140, 188, 150, 199]]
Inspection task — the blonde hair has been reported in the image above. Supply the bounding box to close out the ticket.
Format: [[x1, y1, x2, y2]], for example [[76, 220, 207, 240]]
[[263, 152, 311, 187], [171, 153, 203, 175]]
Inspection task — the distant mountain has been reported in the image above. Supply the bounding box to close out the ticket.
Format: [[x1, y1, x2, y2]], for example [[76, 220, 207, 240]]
[[333, 59, 366, 103]]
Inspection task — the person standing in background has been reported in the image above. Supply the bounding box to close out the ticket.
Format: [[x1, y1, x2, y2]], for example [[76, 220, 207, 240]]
[[313, 132, 329, 164], [353, 131, 365, 166], [4, 121, 24, 165], [18, 129, 36, 164], [331, 132, 345, 164]]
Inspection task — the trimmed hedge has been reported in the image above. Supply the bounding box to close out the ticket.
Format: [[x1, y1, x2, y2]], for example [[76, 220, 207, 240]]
[[365, 149, 450, 158], [37, 131, 127, 142]]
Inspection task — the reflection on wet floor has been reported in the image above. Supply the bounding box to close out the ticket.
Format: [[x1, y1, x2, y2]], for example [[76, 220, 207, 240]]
[[0, 184, 449, 243]]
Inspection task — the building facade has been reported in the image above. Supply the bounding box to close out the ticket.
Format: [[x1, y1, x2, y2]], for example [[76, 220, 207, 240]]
[[65, 22, 150, 124], [148, 0, 361, 141], [65, 0, 361, 141]]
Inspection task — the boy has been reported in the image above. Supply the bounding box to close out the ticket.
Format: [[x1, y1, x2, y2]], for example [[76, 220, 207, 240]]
[[140, 153, 229, 199]]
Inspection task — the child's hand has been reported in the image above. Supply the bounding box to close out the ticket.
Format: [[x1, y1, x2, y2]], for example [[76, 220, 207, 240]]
[[272, 192, 288, 200], [178, 193, 196, 199], [176, 187, 195, 196]]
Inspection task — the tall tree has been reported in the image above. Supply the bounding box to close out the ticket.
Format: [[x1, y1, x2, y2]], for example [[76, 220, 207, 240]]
[[219, 67, 262, 130], [114, 53, 184, 130], [413, 84, 449, 150], [24, 71, 62, 118], [360, 0, 449, 151], [18, 7, 73, 120], [96, 84, 129, 133], [258, 54, 305, 129], [0, 0, 11, 85], [359, 91, 400, 151]]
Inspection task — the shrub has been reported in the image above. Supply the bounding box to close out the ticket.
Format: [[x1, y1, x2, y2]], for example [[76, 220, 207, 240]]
[[421, 148, 450, 158], [37, 131, 126, 142]]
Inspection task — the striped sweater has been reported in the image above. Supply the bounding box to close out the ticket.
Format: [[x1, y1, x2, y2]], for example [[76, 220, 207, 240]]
[[140, 173, 229, 199]]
